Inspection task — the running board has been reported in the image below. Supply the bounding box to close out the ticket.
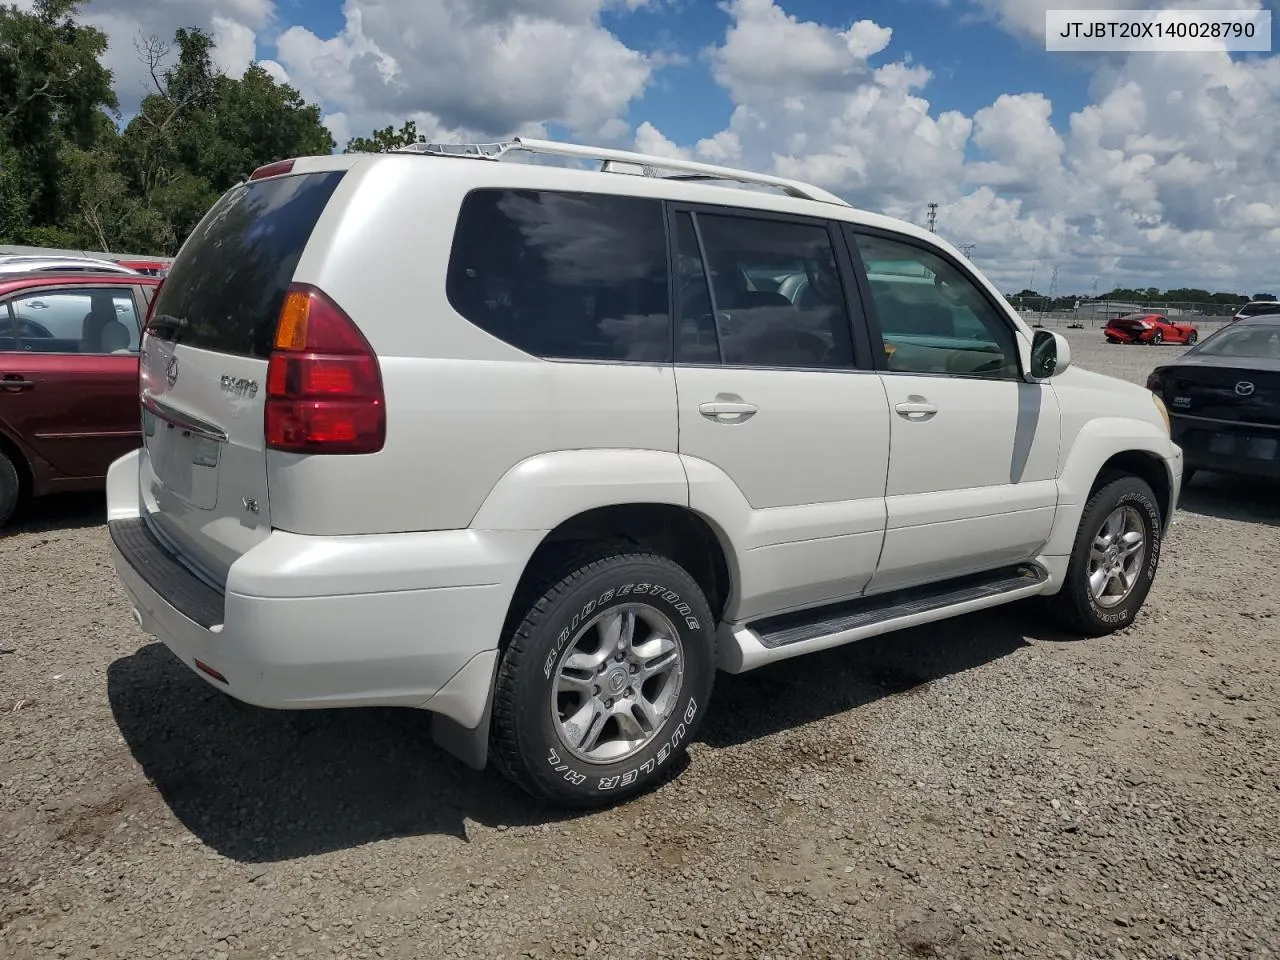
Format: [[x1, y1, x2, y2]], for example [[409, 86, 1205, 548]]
[[718, 563, 1049, 673]]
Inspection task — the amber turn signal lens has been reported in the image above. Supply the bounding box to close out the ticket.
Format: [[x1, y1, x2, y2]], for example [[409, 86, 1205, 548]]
[[275, 289, 311, 351]]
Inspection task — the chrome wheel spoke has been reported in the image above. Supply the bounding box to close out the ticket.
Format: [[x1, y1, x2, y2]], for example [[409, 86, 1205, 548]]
[[1089, 567, 1110, 596], [564, 648, 609, 675], [633, 633, 679, 682], [565, 699, 609, 753], [599, 609, 636, 653], [613, 700, 651, 741], [1119, 531, 1144, 557]]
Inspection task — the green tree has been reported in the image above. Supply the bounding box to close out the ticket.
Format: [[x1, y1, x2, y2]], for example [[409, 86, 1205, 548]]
[[116, 26, 335, 251], [0, 0, 117, 242], [346, 120, 426, 153]]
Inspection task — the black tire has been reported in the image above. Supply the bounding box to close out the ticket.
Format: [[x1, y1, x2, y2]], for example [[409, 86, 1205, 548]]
[[1045, 474, 1163, 637], [0, 449, 20, 529], [1152, 330, 1163, 344], [491, 549, 717, 808], [1187, 331, 1198, 344]]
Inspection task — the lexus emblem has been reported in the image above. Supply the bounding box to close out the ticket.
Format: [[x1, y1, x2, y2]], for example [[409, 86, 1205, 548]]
[[1235, 381, 1255, 397], [165, 355, 179, 387]]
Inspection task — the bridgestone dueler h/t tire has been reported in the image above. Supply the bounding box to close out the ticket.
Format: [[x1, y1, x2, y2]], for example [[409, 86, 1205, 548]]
[[1045, 474, 1163, 638], [491, 551, 716, 808]]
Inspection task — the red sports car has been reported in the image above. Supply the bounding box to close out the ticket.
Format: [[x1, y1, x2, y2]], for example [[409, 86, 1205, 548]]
[[0, 270, 161, 526], [1104, 313, 1199, 345]]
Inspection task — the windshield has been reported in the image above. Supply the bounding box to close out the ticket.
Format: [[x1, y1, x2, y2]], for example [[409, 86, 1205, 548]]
[[1193, 324, 1280, 359]]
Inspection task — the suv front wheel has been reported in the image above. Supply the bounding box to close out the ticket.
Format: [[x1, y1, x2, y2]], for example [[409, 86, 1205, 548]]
[[1046, 473, 1163, 636], [491, 550, 717, 807]]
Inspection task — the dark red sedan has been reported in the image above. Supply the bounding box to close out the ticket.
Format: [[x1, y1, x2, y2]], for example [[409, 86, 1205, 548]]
[[0, 272, 160, 526], [1104, 313, 1199, 346]]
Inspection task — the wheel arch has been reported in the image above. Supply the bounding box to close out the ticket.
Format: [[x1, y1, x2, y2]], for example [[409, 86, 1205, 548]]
[[498, 502, 736, 648], [1042, 419, 1179, 557]]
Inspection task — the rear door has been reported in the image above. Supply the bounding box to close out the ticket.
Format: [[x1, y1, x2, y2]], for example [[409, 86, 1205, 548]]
[[0, 283, 144, 480], [139, 169, 346, 584], [670, 205, 891, 620]]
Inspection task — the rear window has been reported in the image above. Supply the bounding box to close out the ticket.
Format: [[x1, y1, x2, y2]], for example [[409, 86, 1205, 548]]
[[445, 188, 672, 362], [1239, 302, 1279, 318], [1194, 324, 1280, 359], [147, 171, 345, 358]]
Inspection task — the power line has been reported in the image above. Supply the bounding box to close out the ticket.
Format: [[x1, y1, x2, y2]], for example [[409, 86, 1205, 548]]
[[959, 242, 976, 259]]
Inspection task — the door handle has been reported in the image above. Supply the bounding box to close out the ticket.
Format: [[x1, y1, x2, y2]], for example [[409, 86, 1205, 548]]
[[699, 400, 758, 422], [0, 376, 35, 391], [895, 399, 937, 420]]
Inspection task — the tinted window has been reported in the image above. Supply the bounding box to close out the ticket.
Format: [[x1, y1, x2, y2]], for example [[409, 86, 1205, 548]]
[[5, 288, 140, 354], [147, 171, 345, 358], [685, 213, 854, 369], [854, 232, 1019, 379], [1195, 324, 1280, 359], [673, 212, 720, 363], [1240, 302, 1279, 318], [446, 189, 672, 362]]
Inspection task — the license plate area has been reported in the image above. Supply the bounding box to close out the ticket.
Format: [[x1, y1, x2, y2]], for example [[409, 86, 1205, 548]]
[[1206, 430, 1280, 461], [142, 404, 222, 510]]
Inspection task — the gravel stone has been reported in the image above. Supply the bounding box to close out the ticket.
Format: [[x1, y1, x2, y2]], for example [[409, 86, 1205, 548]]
[[2, 329, 1278, 959]]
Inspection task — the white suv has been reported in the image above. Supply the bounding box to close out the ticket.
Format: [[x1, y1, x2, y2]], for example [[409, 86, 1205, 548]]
[[107, 139, 1182, 807]]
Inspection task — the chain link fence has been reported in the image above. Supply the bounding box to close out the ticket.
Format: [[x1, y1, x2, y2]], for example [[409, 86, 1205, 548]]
[[1007, 297, 1250, 331]]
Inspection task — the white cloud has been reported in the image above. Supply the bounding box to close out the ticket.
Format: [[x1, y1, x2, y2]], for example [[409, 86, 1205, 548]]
[[210, 15, 258, 76], [75, 0, 276, 114], [272, 0, 657, 142]]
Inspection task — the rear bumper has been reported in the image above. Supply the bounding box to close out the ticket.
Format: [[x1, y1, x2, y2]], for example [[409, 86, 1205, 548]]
[[106, 451, 542, 721]]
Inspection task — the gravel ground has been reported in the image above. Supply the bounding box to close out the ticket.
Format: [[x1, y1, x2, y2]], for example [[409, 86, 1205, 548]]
[[3, 329, 1279, 960]]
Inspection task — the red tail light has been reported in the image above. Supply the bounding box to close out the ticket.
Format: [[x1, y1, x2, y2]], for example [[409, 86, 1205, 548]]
[[249, 159, 296, 181], [264, 284, 385, 455]]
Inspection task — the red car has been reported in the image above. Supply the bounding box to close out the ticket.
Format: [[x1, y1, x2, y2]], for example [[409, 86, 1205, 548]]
[[1104, 313, 1199, 346], [0, 272, 161, 526]]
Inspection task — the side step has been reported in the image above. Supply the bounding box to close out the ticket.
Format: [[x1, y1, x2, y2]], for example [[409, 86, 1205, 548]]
[[719, 563, 1049, 673]]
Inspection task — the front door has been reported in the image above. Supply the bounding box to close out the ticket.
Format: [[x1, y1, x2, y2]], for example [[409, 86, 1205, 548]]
[[670, 206, 891, 622], [847, 229, 1061, 594], [0, 285, 144, 483]]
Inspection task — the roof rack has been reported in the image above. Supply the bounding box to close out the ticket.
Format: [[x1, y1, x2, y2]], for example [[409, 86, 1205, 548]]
[[393, 137, 850, 206]]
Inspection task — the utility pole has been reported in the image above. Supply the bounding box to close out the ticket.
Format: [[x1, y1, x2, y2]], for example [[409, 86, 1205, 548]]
[[1029, 259, 1039, 292], [926, 202, 938, 233], [959, 242, 976, 259], [1049, 266, 1059, 300]]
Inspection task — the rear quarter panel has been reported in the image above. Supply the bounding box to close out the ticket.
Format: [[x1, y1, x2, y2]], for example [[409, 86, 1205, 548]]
[[271, 156, 680, 536]]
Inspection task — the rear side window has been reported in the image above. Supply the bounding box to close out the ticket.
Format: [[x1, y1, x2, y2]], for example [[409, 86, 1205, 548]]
[[446, 189, 672, 362], [147, 171, 345, 358]]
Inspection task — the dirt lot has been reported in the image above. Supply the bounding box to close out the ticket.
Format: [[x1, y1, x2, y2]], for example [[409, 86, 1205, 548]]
[[3, 329, 1278, 960]]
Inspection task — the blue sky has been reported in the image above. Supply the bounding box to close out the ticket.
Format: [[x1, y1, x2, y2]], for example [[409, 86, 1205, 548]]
[[84, 0, 1280, 295]]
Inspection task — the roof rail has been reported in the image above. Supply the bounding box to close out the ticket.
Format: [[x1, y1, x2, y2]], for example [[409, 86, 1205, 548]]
[[392, 137, 850, 207]]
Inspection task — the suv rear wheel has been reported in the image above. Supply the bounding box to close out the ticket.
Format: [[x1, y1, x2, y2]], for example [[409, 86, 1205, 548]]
[[491, 549, 716, 807], [1046, 473, 1163, 637]]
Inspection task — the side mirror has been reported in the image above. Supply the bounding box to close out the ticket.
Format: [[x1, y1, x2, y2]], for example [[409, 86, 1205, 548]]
[[1028, 329, 1071, 380]]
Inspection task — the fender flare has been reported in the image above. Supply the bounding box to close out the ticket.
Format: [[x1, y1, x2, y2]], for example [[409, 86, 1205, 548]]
[[1041, 417, 1178, 556]]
